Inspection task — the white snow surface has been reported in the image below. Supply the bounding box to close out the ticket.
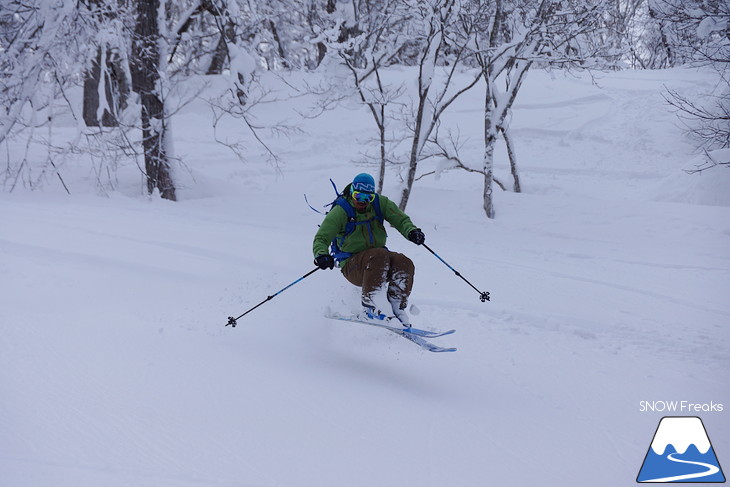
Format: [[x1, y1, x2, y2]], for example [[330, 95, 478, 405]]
[[1, 67, 728, 487]]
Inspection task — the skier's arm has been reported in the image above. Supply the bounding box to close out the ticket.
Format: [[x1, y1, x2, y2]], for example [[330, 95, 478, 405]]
[[380, 196, 418, 240], [312, 206, 347, 257]]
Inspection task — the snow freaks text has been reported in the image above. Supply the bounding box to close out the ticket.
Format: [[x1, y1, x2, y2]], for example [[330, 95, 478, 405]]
[[639, 401, 724, 413]]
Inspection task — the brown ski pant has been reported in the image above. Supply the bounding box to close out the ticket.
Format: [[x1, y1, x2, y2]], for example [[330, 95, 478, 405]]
[[341, 248, 415, 311]]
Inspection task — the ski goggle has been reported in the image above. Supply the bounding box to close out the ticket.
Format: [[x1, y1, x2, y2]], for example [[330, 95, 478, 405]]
[[352, 190, 375, 203]]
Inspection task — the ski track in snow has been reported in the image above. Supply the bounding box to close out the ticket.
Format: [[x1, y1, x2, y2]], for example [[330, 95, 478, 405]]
[[1, 67, 729, 487]]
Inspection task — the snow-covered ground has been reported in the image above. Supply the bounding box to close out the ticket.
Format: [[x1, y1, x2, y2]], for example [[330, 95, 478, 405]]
[[1, 67, 728, 487]]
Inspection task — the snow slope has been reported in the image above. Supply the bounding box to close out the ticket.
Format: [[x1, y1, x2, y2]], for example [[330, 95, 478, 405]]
[[1, 67, 728, 487]]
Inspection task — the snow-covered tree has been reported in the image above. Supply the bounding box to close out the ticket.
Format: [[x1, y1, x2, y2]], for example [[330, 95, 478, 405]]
[[315, 0, 411, 191], [396, 0, 482, 211], [81, 0, 131, 128], [130, 0, 176, 200], [0, 0, 106, 191], [463, 0, 614, 218], [660, 1, 730, 172], [2, 0, 725, 202], [0, 0, 265, 198], [0, 1, 91, 145]]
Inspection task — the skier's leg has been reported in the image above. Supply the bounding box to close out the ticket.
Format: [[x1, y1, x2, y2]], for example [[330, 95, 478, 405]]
[[342, 248, 391, 310], [386, 252, 415, 323]]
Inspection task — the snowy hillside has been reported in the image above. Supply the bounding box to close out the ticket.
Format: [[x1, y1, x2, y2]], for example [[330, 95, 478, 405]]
[[1, 67, 728, 487]]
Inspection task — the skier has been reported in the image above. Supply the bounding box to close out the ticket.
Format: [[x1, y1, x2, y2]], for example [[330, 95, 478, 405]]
[[312, 173, 425, 326]]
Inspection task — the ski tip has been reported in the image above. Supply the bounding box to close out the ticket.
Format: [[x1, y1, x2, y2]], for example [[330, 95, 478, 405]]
[[432, 347, 457, 353]]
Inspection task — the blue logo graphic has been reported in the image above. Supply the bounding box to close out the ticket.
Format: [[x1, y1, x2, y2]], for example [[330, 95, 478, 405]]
[[637, 416, 725, 483]]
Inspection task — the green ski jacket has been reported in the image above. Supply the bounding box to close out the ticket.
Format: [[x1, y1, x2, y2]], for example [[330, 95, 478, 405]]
[[312, 187, 418, 268]]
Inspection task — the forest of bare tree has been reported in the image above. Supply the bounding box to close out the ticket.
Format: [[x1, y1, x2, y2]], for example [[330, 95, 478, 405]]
[[1, 0, 727, 216]]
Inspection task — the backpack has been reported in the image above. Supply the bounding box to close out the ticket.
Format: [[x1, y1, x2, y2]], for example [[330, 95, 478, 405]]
[[306, 179, 385, 264], [329, 193, 384, 264]]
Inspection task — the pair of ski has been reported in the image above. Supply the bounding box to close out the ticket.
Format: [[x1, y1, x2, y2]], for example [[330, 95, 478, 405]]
[[325, 312, 456, 353]]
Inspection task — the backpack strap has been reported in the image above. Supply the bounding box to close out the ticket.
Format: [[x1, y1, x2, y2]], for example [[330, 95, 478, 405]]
[[304, 178, 349, 216], [337, 196, 358, 235], [372, 194, 383, 224]]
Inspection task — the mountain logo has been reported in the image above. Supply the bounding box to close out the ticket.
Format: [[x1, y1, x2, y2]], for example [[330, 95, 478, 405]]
[[637, 416, 726, 483]]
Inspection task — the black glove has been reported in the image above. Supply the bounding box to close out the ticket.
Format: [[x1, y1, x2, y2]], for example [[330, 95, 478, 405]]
[[314, 254, 335, 270], [408, 228, 425, 245]]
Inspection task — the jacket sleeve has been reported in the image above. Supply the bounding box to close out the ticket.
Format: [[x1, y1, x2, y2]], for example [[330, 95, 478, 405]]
[[312, 206, 347, 257], [380, 196, 418, 239]]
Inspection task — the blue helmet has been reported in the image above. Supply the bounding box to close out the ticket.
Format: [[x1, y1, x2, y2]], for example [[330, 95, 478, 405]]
[[351, 173, 375, 193]]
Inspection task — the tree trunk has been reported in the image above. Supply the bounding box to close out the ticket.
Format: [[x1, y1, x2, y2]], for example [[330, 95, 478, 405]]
[[378, 104, 386, 194], [83, 46, 128, 127], [207, 33, 229, 75], [399, 20, 442, 211], [267, 19, 289, 68], [501, 125, 521, 193], [305, 0, 328, 69], [483, 77, 496, 219], [131, 0, 176, 201], [648, 5, 673, 67], [399, 88, 429, 211], [83, 47, 105, 127], [82, 0, 128, 128]]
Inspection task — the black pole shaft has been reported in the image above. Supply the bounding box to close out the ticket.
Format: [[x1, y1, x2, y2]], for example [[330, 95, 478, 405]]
[[422, 243, 490, 302], [227, 267, 320, 326]]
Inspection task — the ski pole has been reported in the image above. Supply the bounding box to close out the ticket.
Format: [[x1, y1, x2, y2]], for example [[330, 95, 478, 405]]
[[226, 267, 320, 327], [422, 243, 490, 302]]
